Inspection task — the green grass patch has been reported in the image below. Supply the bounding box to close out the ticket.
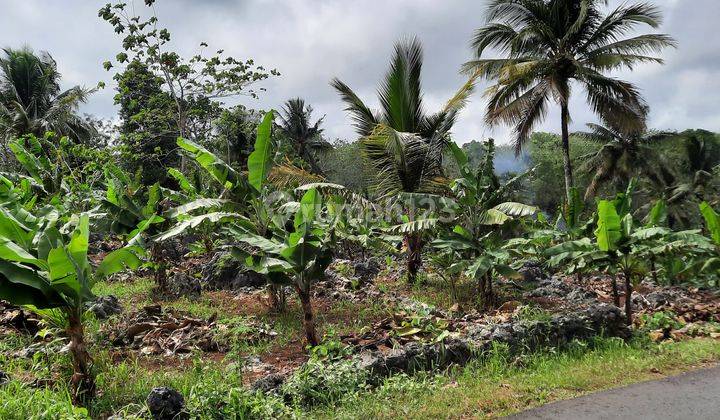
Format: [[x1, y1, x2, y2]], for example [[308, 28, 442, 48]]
[[307, 338, 720, 419]]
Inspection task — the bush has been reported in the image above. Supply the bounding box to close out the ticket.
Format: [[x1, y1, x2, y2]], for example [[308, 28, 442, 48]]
[[281, 359, 369, 408], [186, 379, 291, 419]]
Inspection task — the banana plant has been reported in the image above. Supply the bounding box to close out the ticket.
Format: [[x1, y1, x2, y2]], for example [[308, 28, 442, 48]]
[[431, 139, 536, 307], [698, 202, 720, 278], [0, 212, 141, 405], [159, 111, 319, 310], [230, 188, 334, 346], [547, 190, 714, 325], [101, 164, 169, 289], [433, 229, 520, 308]]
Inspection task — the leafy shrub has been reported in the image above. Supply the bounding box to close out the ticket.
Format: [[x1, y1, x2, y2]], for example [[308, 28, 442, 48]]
[[281, 359, 369, 408], [640, 311, 684, 331], [186, 380, 290, 420], [308, 332, 352, 361]]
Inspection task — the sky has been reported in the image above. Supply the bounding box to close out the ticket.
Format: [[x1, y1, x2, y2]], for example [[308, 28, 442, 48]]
[[2, 0, 719, 145]]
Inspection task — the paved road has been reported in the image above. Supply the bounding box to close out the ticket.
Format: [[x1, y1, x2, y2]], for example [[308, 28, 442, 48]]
[[508, 367, 720, 420]]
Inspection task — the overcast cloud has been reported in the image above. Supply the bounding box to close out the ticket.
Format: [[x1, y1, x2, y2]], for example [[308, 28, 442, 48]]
[[2, 0, 719, 144]]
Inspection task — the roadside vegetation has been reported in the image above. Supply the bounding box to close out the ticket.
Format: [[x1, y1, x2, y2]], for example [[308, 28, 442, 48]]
[[0, 0, 719, 419]]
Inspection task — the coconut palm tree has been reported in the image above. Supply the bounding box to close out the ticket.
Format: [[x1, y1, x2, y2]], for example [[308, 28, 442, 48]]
[[463, 0, 676, 203], [0, 47, 94, 164], [332, 37, 471, 283], [278, 98, 331, 175], [575, 118, 675, 200], [662, 134, 720, 226]]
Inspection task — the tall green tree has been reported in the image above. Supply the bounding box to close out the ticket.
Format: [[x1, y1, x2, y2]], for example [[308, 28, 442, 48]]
[[114, 60, 178, 185], [278, 98, 331, 175], [0, 47, 94, 166], [100, 0, 277, 171], [575, 120, 675, 200], [332, 37, 470, 283], [464, 0, 675, 203]]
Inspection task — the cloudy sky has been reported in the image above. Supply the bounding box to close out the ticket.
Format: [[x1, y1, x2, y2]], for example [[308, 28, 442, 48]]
[[2, 0, 719, 144]]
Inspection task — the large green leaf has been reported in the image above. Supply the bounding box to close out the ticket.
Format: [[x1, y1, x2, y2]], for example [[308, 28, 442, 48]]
[[142, 183, 162, 218], [67, 214, 90, 272], [8, 140, 43, 184], [164, 198, 229, 219], [294, 188, 320, 230], [644, 199, 667, 228], [465, 255, 492, 279], [595, 200, 622, 252], [478, 208, 511, 225], [0, 207, 32, 249], [0, 236, 47, 270], [0, 260, 58, 307], [47, 247, 81, 302], [233, 233, 286, 255], [154, 212, 249, 242], [564, 187, 584, 229], [492, 202, 538, 218], [178, 137, 244, 191], [448, 141, 471, 178], [167, 168, 197, 195], [700, 202, 720, 245], [388, 218, 439, 234], [96, 247, 142, 279], [247, 111, 275, 192]]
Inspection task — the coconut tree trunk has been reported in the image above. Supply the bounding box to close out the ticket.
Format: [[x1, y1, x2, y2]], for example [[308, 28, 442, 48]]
[[624, 271, 633, 326], [66, 309, 95, 406], [560, 103, 574, 204], [296, 285, 318, 346], [298, 139, 325, 176]]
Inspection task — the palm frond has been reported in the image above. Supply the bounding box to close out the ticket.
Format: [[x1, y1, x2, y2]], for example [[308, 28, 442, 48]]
[[330, 78, 378, 137]]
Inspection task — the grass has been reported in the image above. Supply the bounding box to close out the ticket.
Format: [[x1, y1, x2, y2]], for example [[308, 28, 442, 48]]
[[3, 275, 720, 418], [2, 333, 719, 418], [308, 338, 720, 419]]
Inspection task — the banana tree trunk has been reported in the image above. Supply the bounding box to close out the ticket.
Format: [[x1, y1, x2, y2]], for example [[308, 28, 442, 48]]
[[267, 283, 286, 312], [406, 233, 423, 284], [650, 258, 658, 284], [297, 285, 319, 346], [624, 271, 633, 326], [478, 272, 495, 309], [560, 103, 574, 204], [151, 242, 168, 292], [66, 309, 94, 406], [611, 276, 620, 307]]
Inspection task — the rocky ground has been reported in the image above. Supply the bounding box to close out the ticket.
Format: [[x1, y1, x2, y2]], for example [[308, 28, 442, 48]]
[[2, 249, 720, 416]]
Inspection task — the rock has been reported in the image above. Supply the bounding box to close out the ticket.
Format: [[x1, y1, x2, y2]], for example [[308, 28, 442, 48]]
[[167, 272, 202, 299], [353, 258, 381, 281], [643, 291, 671, 309], [250, 373, 285, 393], [467, 303, 630, 353], [87, 295, 122, 319], [146, 387, 187, 420], [0, 370, 9, 385], [526, 278, 572, 298], [358, 351, 386, 376], [518, 261, 547, 282], [160, 238, 190, 263], [567, 288, 597, 302], [201, 252, 266, 291], [0, 304, 41, 334]]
